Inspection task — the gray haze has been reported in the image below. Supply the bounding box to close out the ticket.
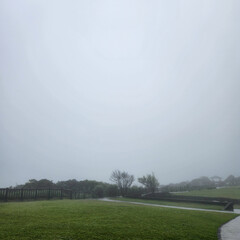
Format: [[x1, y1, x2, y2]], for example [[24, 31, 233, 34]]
[[1, 0, 240, 187]]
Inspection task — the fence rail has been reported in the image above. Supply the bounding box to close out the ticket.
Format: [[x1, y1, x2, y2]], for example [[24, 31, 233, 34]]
[[135, 192, 239, 211], [143, 192, 240, 204], [0, 188, 73, 202]]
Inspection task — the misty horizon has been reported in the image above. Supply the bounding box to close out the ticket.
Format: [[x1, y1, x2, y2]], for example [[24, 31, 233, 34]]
[[1, 0, 240, 188], [4, 173, 240, 189]]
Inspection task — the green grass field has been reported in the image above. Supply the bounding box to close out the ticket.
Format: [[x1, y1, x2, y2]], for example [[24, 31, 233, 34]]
[[174, 186, 240, 199], [111, 197, 224, 210], [0, 200, 237, 240], [174, 186, 240, 208]]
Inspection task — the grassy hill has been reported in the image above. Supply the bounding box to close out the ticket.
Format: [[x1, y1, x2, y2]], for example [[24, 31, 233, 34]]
[[175, 186, 240, 199], [0, 200, 237, 240]]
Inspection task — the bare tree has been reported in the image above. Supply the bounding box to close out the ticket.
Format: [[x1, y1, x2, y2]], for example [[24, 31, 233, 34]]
[[110, 170, 134, 196], [138, 173, 159, 193]]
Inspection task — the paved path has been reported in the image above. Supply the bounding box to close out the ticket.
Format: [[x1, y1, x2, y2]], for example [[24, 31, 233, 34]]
[[100, 198, 238, 214], [100, 198, 240, 240], [220, 216, 240, 240]]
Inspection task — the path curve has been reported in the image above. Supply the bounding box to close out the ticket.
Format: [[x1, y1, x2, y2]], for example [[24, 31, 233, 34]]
[[220, 216, 240, 240]]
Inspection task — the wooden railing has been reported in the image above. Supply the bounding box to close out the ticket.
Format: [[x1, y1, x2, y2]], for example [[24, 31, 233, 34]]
[[133, 192, 239, 211]]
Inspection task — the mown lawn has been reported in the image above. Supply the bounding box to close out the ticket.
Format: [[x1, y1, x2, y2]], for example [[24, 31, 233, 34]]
[[175, 186, 240, 199], [175, 186, 240, 209], [111, 197, 224, 210], [0, 200, 237, 240]]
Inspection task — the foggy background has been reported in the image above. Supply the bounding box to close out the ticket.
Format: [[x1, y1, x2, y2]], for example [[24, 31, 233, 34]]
[[1, 0, 240, 187]]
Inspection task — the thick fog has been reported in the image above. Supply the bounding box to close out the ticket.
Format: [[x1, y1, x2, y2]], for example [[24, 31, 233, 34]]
[[1, 0, 240, 187]]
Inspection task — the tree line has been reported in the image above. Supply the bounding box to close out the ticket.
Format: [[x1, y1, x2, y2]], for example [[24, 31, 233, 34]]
[[8, 173, 240, 198], [110, 170, 159, 196], [13, 179, 118, 198], [161, 175, 240, 192], [10, 171, 159, 198]]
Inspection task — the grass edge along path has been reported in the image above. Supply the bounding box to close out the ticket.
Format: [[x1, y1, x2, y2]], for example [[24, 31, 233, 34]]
[[0, 199, 238, 240], [174, 187, 240, 209], [110, 197, 226, 211]]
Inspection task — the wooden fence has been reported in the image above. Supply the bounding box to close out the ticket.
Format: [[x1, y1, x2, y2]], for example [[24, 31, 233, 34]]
[[143, 192, 240, 204], [135, 192, 239, 211], [0, 188, 73, 202]]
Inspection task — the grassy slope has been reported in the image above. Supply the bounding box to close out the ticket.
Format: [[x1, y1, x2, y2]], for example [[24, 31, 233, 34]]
[[111, 197, 224, 210], [174, 186, 240, 199], [0, 200, 237, 240], [175, 187, 240, 209]]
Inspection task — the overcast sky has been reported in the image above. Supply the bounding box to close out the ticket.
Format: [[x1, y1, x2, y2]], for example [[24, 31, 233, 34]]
[[1, 0, 240, 187]]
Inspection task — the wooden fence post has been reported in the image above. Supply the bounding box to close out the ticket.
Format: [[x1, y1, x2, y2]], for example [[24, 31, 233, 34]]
[[5, 188, 9, 202], [70, 190, 72, 199], [48, 188, 51, 200], [35, 189, 38, 200], [20, 189, 23, 201], [60, 189, 63, 199]]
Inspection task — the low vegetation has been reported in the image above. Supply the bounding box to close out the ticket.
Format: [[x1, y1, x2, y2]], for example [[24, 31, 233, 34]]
[[0, 200, 236, 240]]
